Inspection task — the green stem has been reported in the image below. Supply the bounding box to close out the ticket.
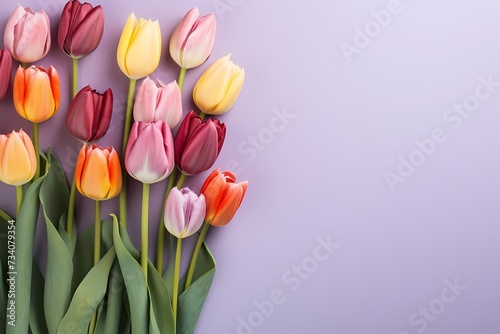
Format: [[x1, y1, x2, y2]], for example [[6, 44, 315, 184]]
[[67, 177, 77, 239], [33, 122, 40, 181], [199, 112, 206, 120], [21, 62, 28, 69], [89, 200, 101, 334], [184, 222, 210, 290], [172, 237, 182, 322], [0, 210, 12, 222], [15, 186, 22, 219], [155, 168, 178, 273], [72, 58, 78, 98], [119, 78, 137, 228], [176, 172, 188, 189], [94, 201, 101, 265], [177, 67, 187, 93], [141, 183, 150, 282]]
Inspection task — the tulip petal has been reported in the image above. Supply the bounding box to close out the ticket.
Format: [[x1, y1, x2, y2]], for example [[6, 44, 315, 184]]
[[66, 86, 94, 141], [23, 68, 55, 123], [180, 14, 216, 69], [4, 5, 28, 56], [215, 67, 245, 114], [93, 88, 113, 141], [117, 13, 137, 77], [211, 182, 247, 226], [180, 123, 219, 175], [13, 12, 50, 63], [12, 66, 26, 119], [169, 7, 199, 67], [106, 148, 122, 199], [81, 148, 111, 200], [156, 80, 182, 128], [0, 131, 36, 185], [183, 193, 205, 237], [69, 5, 104, 58], [164, 187, 186, 238], [124, 19, 161, 79], [133, 77, 158, 122]]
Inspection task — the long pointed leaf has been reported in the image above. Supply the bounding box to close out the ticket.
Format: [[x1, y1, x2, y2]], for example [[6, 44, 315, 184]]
[[112, 216, 148, 334], [6, 176, 45, 334], [57, 247, 116, 332], [177, 242, 216, 334], [29, 261, 47, 334]]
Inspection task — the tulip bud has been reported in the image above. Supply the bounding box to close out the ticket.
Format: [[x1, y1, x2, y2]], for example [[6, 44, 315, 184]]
[[0, 50, 12, 100], [66, 86, 113, 142], [58, 0, 105, 59], [133, 77, 182, 128], [0, 130, 37, 186], [125, 121, 175, 184], [200, 168, 248, 227], [193, 54, 245, 115], [75, 144, 122, 200], [164, 187, 206, 239], [117, 13, 162, 80], [4, 5, 51, 63], [169, 7, 216, 69], [13, 65, 61, 123], [174, 111, 226, 175]]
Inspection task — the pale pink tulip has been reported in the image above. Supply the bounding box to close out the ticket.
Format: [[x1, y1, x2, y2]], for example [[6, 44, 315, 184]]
[[133, 77, 182, 128], [4, 5, 51, 63], [125, 121, 174, 184], [169, 7, 216, 69], [164, 187, 206, 239]]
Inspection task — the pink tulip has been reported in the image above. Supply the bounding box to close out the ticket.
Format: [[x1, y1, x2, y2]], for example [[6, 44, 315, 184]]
[[125, 121, 175, 184], [66, 85, 113, 142], [0, 50, 12, 100], [164, 187, 206, 239], [4, 5, 51, 63], [169, 7, 216, 69], [174, 111, 226, 175], [133, 77, 182, 128], [58, 0, 105, 59]]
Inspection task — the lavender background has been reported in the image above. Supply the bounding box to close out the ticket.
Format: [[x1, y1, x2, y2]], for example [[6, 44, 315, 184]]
[[1, 0, 500, 333]]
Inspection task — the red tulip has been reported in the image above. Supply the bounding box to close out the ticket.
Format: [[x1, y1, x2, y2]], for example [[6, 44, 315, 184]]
[[200, 168, 248, 227], [58, 0, 105, 59], [174, 111, 226, 175], [66, 85, 113, 142], [0, 50, 12, 100]]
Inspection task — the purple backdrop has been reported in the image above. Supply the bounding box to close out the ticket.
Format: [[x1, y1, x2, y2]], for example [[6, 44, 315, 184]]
[[1, 0, 500, 333]]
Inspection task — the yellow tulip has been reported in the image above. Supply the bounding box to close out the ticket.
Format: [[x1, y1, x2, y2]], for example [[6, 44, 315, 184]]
[[192, 54, 245, 115], [0, 130, 36, 186], [117, 13, 162, 80]]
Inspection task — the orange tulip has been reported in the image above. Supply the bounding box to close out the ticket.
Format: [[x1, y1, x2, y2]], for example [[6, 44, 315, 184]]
[[13, 65, 61, 123], [200, 168, 248, 226], [74, 144, 122, 201], [0, 130, 36, 186]]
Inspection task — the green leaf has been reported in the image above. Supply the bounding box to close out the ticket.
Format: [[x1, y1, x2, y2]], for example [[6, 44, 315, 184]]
[[94, 260, 124, 334], [57, 247, 116, 333], [6, 176, 45, 334], [29, 261, 47, 334], [177, 242, 216, 334], [40, 153, 72, 333], [162, 233, 176, 298], [72, 220, 114, 293], [113, 217, 175, 334], [112, 216, 148, 334]]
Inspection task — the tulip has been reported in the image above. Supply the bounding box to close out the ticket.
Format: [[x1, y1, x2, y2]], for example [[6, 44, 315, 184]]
[[66, 86, 113, 142], [0, 50, 12, 100], [133, 77, 182, 128], [13, 65, 61, 123], [4, 5, 51, 63], [125, 121, 175, 184], [75, 144, 122, 200], [169, 7, 216, 70], [58, 0, 105, 59], [117, 13, 162, 80], [174, 111, 226, 175], [193, 54, 245, 115], [200, 168, 248, 226], [164, 187, 206, 239], [0, 130, 36, 186]]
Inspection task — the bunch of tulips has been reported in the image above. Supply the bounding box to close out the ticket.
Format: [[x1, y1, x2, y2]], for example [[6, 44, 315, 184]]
[[0, 1, 248, 333]]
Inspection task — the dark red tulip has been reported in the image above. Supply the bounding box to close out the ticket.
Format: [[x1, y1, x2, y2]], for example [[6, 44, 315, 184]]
[[174, 111, 226, 175], [0, 50, 12, 100], [66, 85, 113, 142], [58, 0, 104, 59]]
